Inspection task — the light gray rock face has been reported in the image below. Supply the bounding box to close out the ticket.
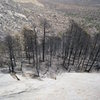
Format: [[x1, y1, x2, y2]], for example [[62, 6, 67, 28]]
[[0, 0, 30, 38], [0, 0, 69, 39]]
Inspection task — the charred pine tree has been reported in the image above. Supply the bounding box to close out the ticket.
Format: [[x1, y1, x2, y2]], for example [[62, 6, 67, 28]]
[[62, 20, 91, 72], [5, 35, 16, 73], [88, 46, 100, 72], [81, 44, 89, 71], [62, 32, 71, 70], [72, 29, 81, 65], [23, 28, 35, 64], [76, 30, 90, 70], [34, 28, 40, 76], [85, 34, 98, 71], [14, 35, 23, 71], [67, 20, 78, 70], [40, 18, 50, 62], [87, 33, 100, 72], [49, 37, 53, 67]]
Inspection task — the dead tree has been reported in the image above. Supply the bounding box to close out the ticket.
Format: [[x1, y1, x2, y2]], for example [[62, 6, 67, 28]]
[[5, 35, 16, 73], [34, 28, 40, 76], [62, 20, 91, 71], [40, 18, 50, 62], [87, 33, 100, 72], [87, 46, 100, 72], [62, 32, 71, 69], [23, 28, 35, 64], [84, 33, 99, 71]]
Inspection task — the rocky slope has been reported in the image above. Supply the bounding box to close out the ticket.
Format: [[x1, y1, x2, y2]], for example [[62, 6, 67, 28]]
[[40, 0, 100, 35], [0, 0, 69, 39], [1, 0, 99, 40], [0, 0, 29, 38]]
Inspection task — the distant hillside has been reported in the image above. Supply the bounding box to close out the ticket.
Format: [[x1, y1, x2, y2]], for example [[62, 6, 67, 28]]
[[54, 0, 100, 4], [40, 0, 100, 5]]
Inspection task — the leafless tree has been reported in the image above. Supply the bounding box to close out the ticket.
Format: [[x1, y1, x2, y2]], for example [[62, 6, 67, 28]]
[[5, 35, 16, 73], [40, 18, 51, 62]]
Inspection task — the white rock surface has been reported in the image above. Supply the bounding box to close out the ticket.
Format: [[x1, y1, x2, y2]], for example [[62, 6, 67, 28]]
[[0, 73, 100, 100]]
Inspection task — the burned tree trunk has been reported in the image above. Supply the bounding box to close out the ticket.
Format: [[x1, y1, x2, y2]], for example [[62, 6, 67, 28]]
[[5, 35, 16, 73]]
